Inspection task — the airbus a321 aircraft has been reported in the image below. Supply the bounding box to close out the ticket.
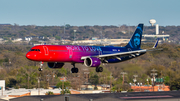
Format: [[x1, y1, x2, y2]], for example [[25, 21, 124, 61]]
[[26, 24, 159, 73]]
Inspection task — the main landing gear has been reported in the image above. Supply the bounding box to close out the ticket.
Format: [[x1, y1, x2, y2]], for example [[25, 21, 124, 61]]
[[96, 67, 103, 72], [71, 63, 79, 73], [38, 62, 43, 71], [70, 63, 103, 73]]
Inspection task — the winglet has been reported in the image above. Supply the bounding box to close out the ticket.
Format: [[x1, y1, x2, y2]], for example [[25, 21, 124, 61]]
[[153, 39, 159, 48]]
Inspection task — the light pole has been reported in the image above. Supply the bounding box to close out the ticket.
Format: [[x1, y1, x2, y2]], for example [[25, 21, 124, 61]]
[[121, 72, 127, 85], [139, 83, 142, 92], [147, 78, 149, 91], [133, 75, 138, 85], [38, 77, 40, 95], [52, 71, 55, 86], [133, 75, 138, 91], [151, 68, 157, 92], [110, 73, 113, 91]]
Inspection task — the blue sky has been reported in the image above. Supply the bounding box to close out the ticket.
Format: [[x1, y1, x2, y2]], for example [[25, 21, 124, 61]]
[[0, 0, 180, 26]]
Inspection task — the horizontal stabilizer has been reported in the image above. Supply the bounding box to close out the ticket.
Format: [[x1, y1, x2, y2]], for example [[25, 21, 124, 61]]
[[146, 48, 163, 52]]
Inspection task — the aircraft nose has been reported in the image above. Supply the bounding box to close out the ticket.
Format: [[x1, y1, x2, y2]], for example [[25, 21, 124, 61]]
[[26, 52, 38, 60]]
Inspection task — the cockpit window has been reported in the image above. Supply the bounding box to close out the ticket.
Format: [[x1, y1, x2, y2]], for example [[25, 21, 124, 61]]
[[31, 49, 40, 51], [31, 49, 35, 51]]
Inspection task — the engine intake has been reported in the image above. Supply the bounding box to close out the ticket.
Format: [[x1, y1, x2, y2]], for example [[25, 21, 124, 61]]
[[84, 57, 101, 67], [48, 62, 64, 68]]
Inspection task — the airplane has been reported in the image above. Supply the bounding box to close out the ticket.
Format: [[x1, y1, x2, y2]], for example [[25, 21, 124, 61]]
[[26, 23, 159, 73]]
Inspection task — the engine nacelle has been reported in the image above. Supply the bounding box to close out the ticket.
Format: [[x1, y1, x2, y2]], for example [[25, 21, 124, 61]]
[[84, 57, 101, 67], [48, 62, 64, 69]]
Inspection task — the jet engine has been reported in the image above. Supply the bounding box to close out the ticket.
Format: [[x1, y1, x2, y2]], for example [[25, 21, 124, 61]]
[[48, 62, 64, 68], [84, 57, 101, 67]]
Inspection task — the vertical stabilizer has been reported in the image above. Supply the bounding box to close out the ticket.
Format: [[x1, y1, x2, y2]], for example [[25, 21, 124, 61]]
[[125, 24, 143, 49]]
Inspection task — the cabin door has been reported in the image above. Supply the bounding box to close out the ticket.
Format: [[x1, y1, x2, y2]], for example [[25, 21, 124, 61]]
[[99, 47, 102, 55], [43, 46, 49, 56], [69, 48, 73, 59]]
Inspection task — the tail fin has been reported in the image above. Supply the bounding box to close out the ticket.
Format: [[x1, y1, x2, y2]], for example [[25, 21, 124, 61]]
[[125, 24, 143, 49]]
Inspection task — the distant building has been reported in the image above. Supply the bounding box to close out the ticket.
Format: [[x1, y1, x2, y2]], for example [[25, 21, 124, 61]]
[[0, 80, 5, 91], [92, 37, 98, 40], [0, 88, 81, 100], [142, 34, 170, 43], [12, 38, 23, 42], [39, 36, 44, 40], [25, 37, 32, 41], [48, 37, 55, 41], [79, 84, 110, 91], [143, 34, 170, 39], [61, 39, 71, 44], [131, 84, 170, 92]]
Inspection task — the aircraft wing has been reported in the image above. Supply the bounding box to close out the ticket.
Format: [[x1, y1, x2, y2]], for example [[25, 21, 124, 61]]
[[81, 49, 147, 60]]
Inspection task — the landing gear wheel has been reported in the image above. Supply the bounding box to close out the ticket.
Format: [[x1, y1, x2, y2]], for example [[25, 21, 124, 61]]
[[71, 68, 74, 73], [98, 67, 103, 72], [38, 62, 43, 71], [75, 68, 78, 73], [38, 68, 43, 71], [96, 67, 99, 72], [71, 67, 79, 73], [96, 67, 103, 72]]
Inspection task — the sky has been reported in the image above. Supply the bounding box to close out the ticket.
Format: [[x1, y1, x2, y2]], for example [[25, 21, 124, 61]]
[[0, 0, 180, 26]]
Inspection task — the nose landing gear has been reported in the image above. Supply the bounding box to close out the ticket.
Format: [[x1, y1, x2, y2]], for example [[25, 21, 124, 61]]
[[38, 62, 43, 71]]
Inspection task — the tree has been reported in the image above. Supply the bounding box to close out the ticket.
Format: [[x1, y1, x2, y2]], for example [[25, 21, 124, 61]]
[[55, 36, 61, 40], [89, 74, 99, 86], [61, 89, 71, 94], [16, 66, 38, 88], [46, 91, 54, 95], [56, 81, 71, 89]]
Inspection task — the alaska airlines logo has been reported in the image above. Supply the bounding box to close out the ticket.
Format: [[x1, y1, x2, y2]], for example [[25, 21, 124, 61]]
[[127, 26, 142, 49], [133, 33, 140, 48]]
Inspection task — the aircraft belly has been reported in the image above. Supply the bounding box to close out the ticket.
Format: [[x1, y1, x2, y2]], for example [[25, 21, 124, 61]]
[[72, 55, 84, 63]]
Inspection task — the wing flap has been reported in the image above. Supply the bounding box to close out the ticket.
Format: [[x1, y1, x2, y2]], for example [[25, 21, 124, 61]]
[[81, 49, 146, 60]]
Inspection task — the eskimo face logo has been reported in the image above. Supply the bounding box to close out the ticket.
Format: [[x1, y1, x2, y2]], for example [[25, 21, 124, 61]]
[[133, 33, 140, 47]]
